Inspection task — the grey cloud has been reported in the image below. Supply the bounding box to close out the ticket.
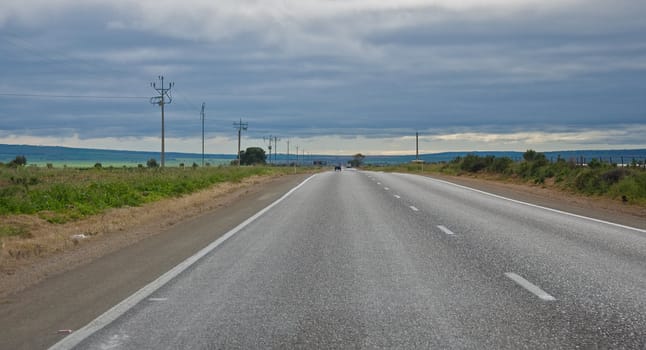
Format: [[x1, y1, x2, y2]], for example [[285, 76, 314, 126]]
[[0, 0, 644, 150]]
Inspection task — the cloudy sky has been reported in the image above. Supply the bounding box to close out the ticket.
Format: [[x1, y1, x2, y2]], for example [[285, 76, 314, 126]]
[[1, 0, 645, 155]]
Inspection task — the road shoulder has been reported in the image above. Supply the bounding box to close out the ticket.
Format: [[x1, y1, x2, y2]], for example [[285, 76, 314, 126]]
[[425, 173, 646, 230]]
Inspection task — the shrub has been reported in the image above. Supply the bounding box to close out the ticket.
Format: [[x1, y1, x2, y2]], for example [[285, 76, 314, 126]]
[[460, 154, 490, 173], [94, 162, 103, 168], [587, 158, 603, 169], [601, 168, 627, 185], [574, 169, 603, 194], [490, 157, 513, 173], [147, 158, 159, 168], [8, 155, 27, 167]]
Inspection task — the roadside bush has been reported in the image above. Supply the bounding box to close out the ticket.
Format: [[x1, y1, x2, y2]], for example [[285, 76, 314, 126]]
[[147, 158, 159, 168], [489, 157, 513, 173], [460, 154, 491, 173], [574, 169, 603, 194], [587, 158, 603, 169], [608, 173, 646, 204], [8, 155, 27, 167], [601, 168, 627, 185]]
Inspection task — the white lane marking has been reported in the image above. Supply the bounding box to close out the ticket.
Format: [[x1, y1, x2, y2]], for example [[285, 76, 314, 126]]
[[409, 206, 419, 212], [48, 174, 318, 350], [377, 182, 381, 185], [384, 187, 390, 191], [147, 298, 167, 302], [437, 225, 455, 235], [421, 176, 646, 234], [394, 195, 401, 199], [505, 272, 556, 301]]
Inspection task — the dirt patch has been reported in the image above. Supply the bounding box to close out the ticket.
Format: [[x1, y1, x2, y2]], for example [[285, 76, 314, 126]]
[[0, 175, 278, 298]]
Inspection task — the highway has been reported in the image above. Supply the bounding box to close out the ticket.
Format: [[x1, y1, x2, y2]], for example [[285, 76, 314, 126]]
[[53, 169, 646, 349]]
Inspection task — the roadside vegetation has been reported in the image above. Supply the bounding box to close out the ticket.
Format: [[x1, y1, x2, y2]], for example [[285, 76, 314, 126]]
[[0, 159, 309, 229], [367, 150, 646, 205]]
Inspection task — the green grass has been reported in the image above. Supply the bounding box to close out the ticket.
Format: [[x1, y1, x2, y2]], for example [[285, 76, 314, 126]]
[[0, 165, 310, 223]]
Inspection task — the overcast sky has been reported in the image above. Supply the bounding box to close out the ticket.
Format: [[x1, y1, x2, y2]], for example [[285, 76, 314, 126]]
[[1, 0, 645, 155]]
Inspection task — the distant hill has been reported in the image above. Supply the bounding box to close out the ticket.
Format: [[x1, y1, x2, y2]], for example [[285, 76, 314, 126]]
[[0, 144, 235, 167], [1, 144, 644, 167], [363, 150, 646, 165]]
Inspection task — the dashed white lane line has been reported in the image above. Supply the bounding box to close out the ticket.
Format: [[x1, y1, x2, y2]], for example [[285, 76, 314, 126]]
[[409, 206, 419, 212], [377, 182, 382, 185], [384, 187, 390, 191], [148, 298, 167, 302], [505, 272, 556, 301], [437, 225, 455, 235], [394, 195, 401, 199]]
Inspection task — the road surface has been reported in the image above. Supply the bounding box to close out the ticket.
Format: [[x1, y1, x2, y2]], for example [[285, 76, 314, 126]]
[[53, 170, 646, 349]]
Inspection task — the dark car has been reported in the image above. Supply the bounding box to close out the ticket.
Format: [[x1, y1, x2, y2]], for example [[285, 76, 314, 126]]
[[334, 165, 342, 171]]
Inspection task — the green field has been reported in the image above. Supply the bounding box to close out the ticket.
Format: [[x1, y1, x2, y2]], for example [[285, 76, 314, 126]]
[[0, 165, 309, 227]]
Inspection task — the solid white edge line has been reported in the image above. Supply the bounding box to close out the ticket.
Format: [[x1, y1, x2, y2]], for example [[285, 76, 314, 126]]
[[49, 174, 318, 350], [409, 206, 419, 211], [505, 272, 556, 301], [437, 225, 455, 235], [397, 173, 646, 234]]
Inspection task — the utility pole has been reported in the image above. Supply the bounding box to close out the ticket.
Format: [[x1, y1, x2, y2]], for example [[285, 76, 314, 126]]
[[264, 136, 273, 164], [150, 76, 174, 168], [273, 136, 281, 163], [286, 140, 290, 165], [233, 119, 248, 167], [201, 103, 205, 167], [416, 131, 419, 161]]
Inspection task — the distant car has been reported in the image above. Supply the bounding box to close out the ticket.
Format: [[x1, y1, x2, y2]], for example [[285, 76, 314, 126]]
[[334, 165, 342, 171]]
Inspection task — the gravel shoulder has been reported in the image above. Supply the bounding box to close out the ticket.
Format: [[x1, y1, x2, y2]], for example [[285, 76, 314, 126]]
[[0, 170, 643, 349]]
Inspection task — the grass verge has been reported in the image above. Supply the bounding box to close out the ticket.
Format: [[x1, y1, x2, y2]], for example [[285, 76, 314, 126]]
[[0, 165, 311, 224]]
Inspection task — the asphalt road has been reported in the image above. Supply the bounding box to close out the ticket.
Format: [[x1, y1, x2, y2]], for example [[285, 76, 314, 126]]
[[54, 170, 646, 349]]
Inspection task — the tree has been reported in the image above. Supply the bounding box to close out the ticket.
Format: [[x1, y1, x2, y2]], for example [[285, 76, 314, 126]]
[[239, 147, 267, 165], [147, 158, 159, 168], [8, 155, 27, 167], [349, 153, 365, 168]]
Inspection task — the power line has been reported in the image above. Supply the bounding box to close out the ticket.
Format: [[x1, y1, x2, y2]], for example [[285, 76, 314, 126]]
[[0, 92, 147, 99]]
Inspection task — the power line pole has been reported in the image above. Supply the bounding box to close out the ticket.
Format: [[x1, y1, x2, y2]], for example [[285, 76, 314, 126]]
[[416, 131, 419, 161], [273, 136, 281, 163], [150, 76, 174, 168], [264, 136, 273, 164], [233, 119, 248, 167], [201, 102, 205, 167]]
